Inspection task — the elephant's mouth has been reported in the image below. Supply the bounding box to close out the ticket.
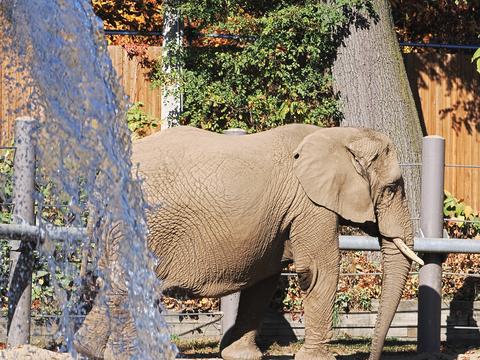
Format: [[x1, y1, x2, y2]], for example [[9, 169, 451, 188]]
[[389, 237, 424, 266]]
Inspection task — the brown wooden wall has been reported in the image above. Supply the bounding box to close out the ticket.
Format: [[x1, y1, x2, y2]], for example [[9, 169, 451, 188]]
[[0, 45, 161, 146], [1, 48, 480, 209], [405, 52, 480, 209], [0, 58, 33, 146], [107, 46, 162, 122]]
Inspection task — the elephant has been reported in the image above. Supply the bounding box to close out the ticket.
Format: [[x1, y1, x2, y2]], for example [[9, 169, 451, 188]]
[[73, 124, 424, 360]]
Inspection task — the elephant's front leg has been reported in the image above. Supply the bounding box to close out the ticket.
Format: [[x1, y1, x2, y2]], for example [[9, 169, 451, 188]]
[[103, 293, 137, 360], [220, 273, 280, 360], [290, 209, 339, 360]]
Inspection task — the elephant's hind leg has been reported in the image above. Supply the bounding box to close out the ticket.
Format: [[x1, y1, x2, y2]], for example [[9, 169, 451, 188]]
[[220, 273, 280, 360]]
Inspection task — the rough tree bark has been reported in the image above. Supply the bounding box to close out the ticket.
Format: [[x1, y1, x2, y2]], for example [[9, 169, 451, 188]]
[[332, 0, 423, 227]]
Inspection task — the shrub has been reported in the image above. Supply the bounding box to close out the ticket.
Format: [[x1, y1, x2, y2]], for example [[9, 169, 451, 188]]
[[127, 102, 159, 139], [153, 0, 374, 133]]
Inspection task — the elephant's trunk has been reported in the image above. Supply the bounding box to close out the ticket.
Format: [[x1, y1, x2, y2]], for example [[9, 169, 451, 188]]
[[369, 238, 412, 360]]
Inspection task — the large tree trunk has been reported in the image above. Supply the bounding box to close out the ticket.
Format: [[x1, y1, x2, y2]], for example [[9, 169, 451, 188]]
[[332, 0, 423, 226]]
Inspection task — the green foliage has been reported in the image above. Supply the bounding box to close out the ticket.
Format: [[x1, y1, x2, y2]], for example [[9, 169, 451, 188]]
[[333, 292, 352, 326], [473, 47, 480, 74], [444, 191, 480, 238], [0, 149, 13, 224], [127, 102, 159, 139], [0, 150, 14, 309], [154, 0, 374, 133]]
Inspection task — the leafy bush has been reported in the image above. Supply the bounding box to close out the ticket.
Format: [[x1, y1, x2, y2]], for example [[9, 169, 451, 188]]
[[0, 149, 14, 309], [0, 149, 13, 224], [127, 102, 159, 139], [444, 190, 480, 238], [473, 48, 480, 74], [154, 0, 374, 133]]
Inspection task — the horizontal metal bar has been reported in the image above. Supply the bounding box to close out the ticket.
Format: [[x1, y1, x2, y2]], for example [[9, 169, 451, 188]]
[[443, 272, 480, 277], [414, 237, 480, 253], [399, 162, 480, 169], [2, 225, 480, 254], [444, 218, 480, 224], [445, 164, 480, 169], [399, 42, 480, 50], [339, 236, 480, 254], [399, 163, 421, 167], [101, 30, 480, 51], [286, 271, 480, 277], [339, 236, 381, 251], [0, 223, 87, 242], [104, 29, 163, 36]]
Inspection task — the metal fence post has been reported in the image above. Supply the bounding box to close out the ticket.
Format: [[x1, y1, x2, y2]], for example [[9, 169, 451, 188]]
[[7, 117, 37, 347], [220, 128, 246, 335], [417, 135, 445, 354]]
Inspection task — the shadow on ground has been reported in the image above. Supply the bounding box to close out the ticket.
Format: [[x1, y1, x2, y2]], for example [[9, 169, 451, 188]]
[[177, 338, 480, 359]]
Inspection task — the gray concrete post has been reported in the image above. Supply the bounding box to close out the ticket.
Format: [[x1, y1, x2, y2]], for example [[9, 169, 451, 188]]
[[417, 135, 445, 354], [220, 128, 246, 335], [7, 117, 37, 347], [160, 5, 183, 129]]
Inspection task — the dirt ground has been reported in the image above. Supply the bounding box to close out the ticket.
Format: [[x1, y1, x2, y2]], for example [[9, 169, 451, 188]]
[[1, 342, 480, 359], [0, 345, 72, 359], [176, 339, 480, 360]]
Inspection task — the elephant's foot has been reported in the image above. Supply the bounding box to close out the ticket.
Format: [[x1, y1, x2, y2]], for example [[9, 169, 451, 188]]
[[104, 305, 137, 360], [220, 336, 263, 360], [104, 339, 134, 360], [73, 326, 108, 360], [73, 306, 110, 359], [294, 345, 336, 360]]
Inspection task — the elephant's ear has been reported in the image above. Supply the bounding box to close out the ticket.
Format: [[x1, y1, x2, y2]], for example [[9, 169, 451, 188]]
[[293, 128, 379, 223]]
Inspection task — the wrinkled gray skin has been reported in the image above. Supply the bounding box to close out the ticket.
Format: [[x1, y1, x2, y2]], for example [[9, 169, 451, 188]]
[[74, 124, 419, 360]]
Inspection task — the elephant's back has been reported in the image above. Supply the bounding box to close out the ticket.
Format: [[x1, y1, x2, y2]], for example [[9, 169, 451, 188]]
[[132, 126, 222, 164], [133, 126, 261, 166], [132, 124, 319, 168], [131, 124, 320, 207], [132, 127, 276, 204]]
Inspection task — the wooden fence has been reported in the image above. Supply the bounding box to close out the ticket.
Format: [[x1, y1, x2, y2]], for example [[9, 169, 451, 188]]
[[0, 57, 33, 146], [1, 48, 479, 209], [404, 52, 480, 209], [107, 46, 162, 123], [0, 45, 162, 146]]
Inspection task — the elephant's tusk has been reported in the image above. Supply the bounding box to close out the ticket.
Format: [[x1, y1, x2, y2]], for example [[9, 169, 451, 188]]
[[392, 238, 424, 266]]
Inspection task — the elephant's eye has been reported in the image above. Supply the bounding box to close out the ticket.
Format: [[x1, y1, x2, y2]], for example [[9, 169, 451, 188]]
[[384, 184, 397, 199]]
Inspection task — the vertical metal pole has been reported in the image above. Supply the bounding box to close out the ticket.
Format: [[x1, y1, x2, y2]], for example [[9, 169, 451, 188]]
[[220, 293, 240, 336], [418, 135, 445, 353], [7, 117, 37, 347], [220, 128, 246, 335]]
